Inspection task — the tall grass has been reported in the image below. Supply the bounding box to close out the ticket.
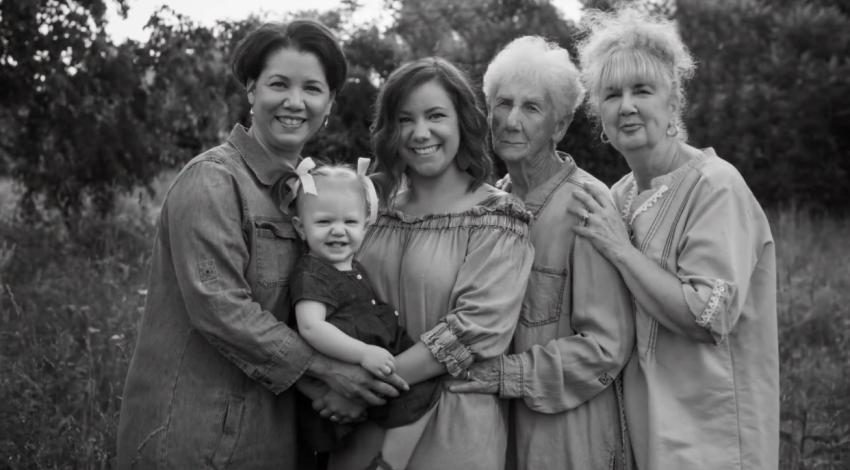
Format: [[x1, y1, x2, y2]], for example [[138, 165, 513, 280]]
[[0, 184, 847, 468], [0, 182, 151, 469], [773, 207, 850, 468]]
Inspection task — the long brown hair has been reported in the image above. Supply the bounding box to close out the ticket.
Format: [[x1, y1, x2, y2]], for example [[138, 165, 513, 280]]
[[370, 57, 492, 207]]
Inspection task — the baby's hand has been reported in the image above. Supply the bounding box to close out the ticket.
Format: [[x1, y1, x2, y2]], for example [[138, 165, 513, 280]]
[[360, 345, 395, 378]]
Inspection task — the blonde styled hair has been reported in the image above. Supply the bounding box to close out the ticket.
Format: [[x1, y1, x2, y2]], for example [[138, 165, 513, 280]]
[[483, 35, 585, 122], [293, 164, 375, 222], [577, 8, 695, 128]]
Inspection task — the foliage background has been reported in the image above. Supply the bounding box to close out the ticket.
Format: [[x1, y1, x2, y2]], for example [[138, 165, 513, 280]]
[[1, 0, 848, 467]]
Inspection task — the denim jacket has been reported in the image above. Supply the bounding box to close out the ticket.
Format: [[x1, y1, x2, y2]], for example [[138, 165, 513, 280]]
[[117, 125, 314, 469]]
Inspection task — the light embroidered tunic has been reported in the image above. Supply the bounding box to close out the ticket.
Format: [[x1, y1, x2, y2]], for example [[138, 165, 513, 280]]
[[328, 188, 534, 470], [612, 148, 779, 470], [501, 157, 635, 470]]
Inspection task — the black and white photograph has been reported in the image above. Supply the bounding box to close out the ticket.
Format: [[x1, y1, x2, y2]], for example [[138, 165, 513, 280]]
[[1, 0, 848, 468]]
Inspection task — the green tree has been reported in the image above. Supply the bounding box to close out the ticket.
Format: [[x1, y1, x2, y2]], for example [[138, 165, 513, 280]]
[[0, 0, 169, 219], [137, 8, 256, 167], [136, 7, 400, 170], [6, 0, 846, 218], [0, 2, 380, 218], [678, 0, 850, 211]]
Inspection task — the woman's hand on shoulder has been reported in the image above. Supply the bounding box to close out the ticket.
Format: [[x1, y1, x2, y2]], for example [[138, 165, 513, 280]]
[[570, 182, 633, 263]]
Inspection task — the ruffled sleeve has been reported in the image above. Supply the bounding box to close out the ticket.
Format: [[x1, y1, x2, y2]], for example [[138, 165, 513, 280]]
[[419, 196, 534, 376]]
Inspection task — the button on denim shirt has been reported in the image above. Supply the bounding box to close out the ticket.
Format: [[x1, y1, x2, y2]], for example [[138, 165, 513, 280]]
[[117, 125, 314, 469]]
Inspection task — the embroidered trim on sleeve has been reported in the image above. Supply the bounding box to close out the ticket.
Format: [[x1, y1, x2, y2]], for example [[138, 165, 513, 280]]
[[697, 279, 729, 328]]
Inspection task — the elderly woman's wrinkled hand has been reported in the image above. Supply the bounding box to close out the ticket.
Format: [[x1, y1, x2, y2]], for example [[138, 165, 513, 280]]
[[448, 357, 501, 395], [314, 389, 367, 424], [570, 182, 633, 261]]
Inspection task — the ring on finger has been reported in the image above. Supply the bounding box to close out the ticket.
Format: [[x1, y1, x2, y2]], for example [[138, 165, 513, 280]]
[[580, 210, 591, 226]]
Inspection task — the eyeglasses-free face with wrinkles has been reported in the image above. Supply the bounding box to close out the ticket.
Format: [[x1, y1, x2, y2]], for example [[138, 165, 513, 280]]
[[489, 81, 565, 164], [599, 76, 675, 155]]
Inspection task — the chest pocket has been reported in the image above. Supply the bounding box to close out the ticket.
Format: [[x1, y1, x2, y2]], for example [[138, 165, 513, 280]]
[[253, 217, 300, 288], [519, 265, 568, 327]]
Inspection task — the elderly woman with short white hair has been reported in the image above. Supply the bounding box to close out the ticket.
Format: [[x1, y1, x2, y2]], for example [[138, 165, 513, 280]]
[[452, 35, 635, 469], [571, 8, 779, 469]]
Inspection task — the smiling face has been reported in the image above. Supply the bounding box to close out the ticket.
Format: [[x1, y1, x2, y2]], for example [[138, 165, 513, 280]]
[[489, 79, 567, 164], [292, 175, 367, 271], [597, 52, 676, 155], [396, 80, 462, 180], [247, 47, 334, 160], [599, 79, 674, 154]]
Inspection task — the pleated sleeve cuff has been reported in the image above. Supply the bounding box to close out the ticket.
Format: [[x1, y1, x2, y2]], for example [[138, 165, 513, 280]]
[[421, 322, 474, 377]]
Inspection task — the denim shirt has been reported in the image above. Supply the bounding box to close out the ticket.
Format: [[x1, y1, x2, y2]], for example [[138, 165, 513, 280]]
[[501, 155, 635, 470], [117, 125, 314, 469]]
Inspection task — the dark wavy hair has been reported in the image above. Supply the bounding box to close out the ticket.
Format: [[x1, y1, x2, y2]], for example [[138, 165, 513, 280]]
[[231, 19, 347, 95], [371, 57, 493, 206]]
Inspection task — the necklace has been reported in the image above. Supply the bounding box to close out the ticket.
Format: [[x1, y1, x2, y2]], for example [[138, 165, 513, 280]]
[[620, 143, 698, 239], [620, 180, 669, 241], [621, 182, 669, 225]]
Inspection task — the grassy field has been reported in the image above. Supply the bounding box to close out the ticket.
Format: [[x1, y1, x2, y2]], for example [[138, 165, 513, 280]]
[[0, 179, 848, 469]]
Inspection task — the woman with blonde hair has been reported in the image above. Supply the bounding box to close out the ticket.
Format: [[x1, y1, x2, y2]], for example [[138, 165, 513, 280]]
[[572, 8, 779, 469]]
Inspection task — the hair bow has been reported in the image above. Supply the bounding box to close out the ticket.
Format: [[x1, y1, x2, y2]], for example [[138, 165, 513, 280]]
[[357, 157, 380, 225], [289, 157, 317, 196]]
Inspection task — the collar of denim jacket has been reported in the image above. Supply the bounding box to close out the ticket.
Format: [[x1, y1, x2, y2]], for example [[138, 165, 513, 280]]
[[227, 124, 299, 187]]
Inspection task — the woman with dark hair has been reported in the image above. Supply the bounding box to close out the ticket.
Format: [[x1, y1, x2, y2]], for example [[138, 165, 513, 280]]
[[369, 59, 494, 206], [327, 57, 534, 469], [116, 19, 405, 469]]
